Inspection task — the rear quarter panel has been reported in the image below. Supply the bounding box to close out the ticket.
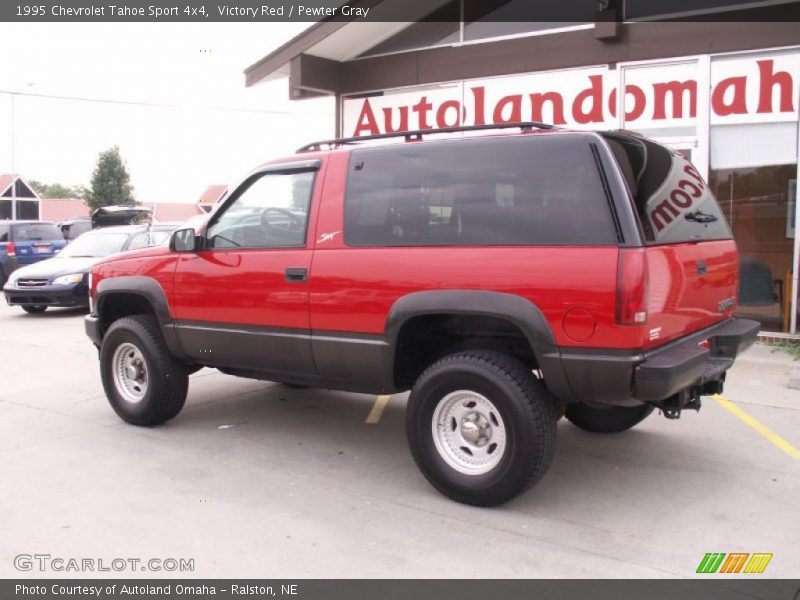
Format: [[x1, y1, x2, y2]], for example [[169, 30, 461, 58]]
[[309, 151, 628, 348]]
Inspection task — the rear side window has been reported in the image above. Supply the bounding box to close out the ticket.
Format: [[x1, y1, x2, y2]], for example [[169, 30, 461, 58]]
[[0, 224, 9, 242], [606, 136, 731, 245], [344, 135, 617, 247], [12, 223, 62, 242]]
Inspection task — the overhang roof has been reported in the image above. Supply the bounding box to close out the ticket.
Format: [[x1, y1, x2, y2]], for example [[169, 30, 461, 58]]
[[243, 0, 451, 87]]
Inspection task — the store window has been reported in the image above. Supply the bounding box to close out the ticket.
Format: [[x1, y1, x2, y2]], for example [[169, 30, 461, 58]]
[[710, 161, 798, 332], [709, 49, 800, 332], [0, 199, 39, 220]]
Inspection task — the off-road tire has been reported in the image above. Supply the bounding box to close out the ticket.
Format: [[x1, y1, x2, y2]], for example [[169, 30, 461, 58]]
[[100, 314, 188, 426], [407, 350, 557, 507], [565, 402, 654, 433]]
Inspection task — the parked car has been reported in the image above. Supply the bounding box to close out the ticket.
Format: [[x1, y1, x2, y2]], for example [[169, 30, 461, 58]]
[[84, 122, 758, 506], [91, 205, 152, 228], [179, 213, 211, 233], [59, 207, 156, 244], [0, 220, 66, 287], [4, 224, 176, 313], [58, 218, 93, 242]]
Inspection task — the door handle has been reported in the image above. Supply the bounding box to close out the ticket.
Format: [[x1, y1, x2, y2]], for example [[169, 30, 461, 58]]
[[285, 267, 308, 282], [696, 260, 707, 277]]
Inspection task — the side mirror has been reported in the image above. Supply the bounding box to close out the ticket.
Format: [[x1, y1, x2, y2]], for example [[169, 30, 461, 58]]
[[170, 228, 199, 253]]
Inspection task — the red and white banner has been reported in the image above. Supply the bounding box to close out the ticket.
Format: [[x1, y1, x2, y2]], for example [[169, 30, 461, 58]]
[[342, 51, 800, 137]]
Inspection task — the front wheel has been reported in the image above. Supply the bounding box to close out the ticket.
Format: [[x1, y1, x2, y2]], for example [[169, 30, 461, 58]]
[[565, 402, 654, 433], [407, 350, 557, 507], [100, 314, 189, 426]]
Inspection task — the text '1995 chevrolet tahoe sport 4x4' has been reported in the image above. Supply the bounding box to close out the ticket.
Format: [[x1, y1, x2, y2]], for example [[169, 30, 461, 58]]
[[85, 122, 759, 506]]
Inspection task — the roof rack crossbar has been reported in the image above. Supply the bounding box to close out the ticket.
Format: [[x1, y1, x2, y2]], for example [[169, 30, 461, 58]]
[[296, 121, 554, 153]]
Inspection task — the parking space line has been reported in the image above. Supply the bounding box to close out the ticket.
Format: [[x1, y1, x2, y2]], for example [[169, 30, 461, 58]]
[[713, 394, 800, 461], [366, 395, 391, 424]]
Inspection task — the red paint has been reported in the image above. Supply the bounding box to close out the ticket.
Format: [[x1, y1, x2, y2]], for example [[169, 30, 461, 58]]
[[652, 80, 697, 120], [756, 59, 794, 114], [607, 85, 647, 121], [562, 308, 596, 342], [711, 76, 748, 116], [530, 92, 567, 125], [572, 75, 605, 124], [89, 136, 739, 354]]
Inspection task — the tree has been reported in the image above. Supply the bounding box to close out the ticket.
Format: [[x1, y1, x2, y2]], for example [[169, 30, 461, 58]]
[[28, 179, 86, 199], [86, 146, 136, 210]]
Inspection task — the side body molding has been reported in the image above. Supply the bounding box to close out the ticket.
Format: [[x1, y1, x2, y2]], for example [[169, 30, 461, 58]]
[[384, 290, 574, 402]]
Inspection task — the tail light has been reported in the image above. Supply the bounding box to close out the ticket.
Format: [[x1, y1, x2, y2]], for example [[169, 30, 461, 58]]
[[6, 242, 15, 257], [616, 248, 648, 326]]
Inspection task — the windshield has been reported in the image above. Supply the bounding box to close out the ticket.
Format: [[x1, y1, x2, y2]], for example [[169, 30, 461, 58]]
[[13, 223, 62, 241], [58, 232, 130, 257]]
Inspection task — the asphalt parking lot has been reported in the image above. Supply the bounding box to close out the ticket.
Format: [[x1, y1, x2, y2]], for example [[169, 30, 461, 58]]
[[1, 301, 798, 579]]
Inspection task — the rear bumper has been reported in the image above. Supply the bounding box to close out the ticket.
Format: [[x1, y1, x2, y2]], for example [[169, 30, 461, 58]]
[[3, 284, 89, 308], [559, 318, 760, 405], [635, 318, 759, 402]]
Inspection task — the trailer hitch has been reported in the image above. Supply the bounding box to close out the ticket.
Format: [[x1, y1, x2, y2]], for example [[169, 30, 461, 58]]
[[656, 387, 703, 420]]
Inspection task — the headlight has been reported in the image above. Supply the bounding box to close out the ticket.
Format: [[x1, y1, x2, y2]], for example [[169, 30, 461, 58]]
[[52, 273, 85, 286]]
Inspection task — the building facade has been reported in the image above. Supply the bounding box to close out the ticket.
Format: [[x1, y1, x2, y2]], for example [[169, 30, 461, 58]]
[[246, 1, 800, 332]]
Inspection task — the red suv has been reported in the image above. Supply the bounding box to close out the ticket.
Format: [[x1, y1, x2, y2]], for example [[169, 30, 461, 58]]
[[85, 122, 758, 506]]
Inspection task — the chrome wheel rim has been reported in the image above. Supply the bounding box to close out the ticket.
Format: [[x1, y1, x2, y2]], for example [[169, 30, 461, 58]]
[[431, 390, 507, 475], [112, 342, 149, 403]]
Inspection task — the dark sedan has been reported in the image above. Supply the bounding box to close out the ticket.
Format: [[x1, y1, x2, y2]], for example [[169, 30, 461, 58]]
[[3, 225, 174, 313]]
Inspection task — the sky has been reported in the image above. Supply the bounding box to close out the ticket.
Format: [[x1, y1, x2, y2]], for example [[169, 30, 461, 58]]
[[0, 23, 335, 203]]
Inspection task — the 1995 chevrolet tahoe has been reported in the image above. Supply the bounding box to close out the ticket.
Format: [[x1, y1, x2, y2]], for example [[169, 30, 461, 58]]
[[85, 122, 759, 506]]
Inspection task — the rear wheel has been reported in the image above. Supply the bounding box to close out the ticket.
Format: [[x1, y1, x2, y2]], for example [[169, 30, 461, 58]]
[[565, 402, 654, 433], [100, 315, 188, 426], [407, 350, 557, 506], [22, 305, 47, 314]]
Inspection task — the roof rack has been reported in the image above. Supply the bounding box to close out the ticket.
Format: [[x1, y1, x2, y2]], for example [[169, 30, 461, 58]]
[[296, 121, 555, 153]]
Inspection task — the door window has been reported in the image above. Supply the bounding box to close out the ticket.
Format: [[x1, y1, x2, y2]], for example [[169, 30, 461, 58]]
[[206, 170, 315, 249]]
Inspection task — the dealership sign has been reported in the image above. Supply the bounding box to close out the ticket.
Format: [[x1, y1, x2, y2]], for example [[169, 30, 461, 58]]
[[342, 52, 800, 136]]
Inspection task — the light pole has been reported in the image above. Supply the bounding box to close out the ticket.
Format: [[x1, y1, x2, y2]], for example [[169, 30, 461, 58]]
[[10, 91, 16, 220]]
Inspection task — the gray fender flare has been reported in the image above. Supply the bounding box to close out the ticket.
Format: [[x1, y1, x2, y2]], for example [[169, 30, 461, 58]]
[[384, 290, 573, 402], [95, 276, 185, 360]]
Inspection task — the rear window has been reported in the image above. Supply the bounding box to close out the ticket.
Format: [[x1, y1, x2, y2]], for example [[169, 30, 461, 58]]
[[344, 135, 617, 247], [63, 221, 92, 240], [605, 136, 731, 245], [12, 223, 62, 242]]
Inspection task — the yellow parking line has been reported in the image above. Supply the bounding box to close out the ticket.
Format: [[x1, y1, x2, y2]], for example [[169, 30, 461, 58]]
[[712, 394, 800, 461], [366, 395, 391, 424]]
